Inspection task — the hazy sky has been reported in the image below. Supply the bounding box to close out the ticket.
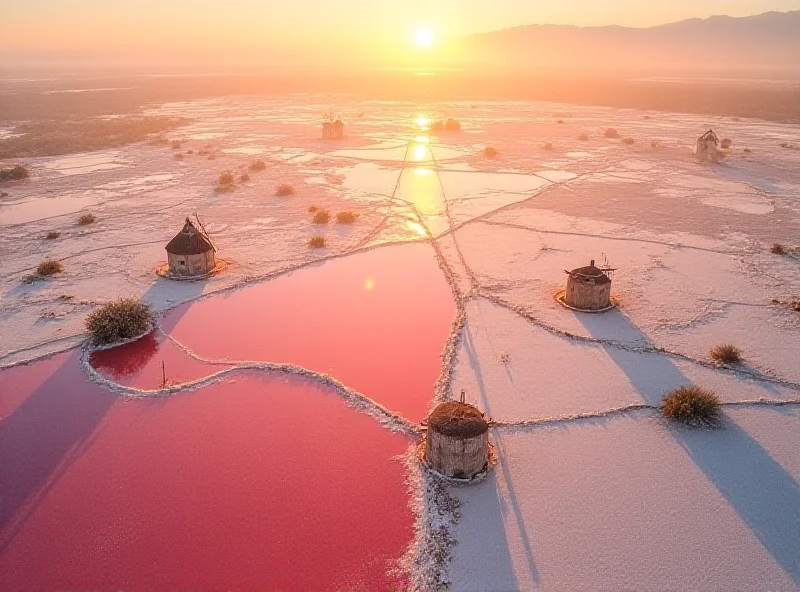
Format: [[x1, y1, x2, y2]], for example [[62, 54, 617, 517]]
[[3, 0, 800, 67]]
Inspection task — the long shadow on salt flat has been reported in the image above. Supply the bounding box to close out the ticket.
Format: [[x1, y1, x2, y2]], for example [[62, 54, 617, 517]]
[[577, 311, 800, 585], [0, 350, 116, 549], [463, 323, 539, 588], [0, 279, 207, 550]]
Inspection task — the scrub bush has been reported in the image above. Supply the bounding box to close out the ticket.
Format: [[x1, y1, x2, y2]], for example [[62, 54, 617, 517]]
[[312, 209, 330, 224], [661, 386, 721, 426], [335, 211, 358, 224], [276, 184, 295, 196], [0, 165, 29, 182], [37, 259, 63, 276], [85, 298, 155, 345], [709, 344, 743, 365], [308, 236, 326, 248]]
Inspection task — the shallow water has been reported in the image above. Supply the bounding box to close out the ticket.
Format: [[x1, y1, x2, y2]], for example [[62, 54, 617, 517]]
[[43, 152, 127, 176], [0, 193, 103, 225], [0, 353, 414, 590], [91, 242, 456, 421]]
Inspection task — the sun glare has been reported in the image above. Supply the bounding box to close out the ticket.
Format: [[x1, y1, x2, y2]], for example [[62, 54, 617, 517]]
[[414, 28, 435, 48]]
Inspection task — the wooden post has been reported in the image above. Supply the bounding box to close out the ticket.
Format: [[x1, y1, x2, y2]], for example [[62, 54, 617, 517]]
[[162, 360, 166, 387]]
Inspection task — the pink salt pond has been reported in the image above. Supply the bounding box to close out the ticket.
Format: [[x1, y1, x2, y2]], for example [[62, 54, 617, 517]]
[[91, 242, 456, 422], [0, 352, 414, 590]]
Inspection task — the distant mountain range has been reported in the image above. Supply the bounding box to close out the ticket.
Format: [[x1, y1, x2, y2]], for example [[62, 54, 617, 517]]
[[448, 11, 800, 75]]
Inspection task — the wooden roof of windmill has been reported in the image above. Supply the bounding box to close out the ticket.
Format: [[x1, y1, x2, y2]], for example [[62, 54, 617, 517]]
[[699, 129, 719, 143], [428, 401, 488, 438], [565, 260, 613, 285], [165, 217, 215, 255]]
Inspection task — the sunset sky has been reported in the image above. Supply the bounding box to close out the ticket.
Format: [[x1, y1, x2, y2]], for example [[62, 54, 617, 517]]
[[3, 0, 799, 69]]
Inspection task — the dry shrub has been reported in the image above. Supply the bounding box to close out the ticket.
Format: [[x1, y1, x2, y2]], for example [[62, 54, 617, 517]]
[[709, 344, 743, 365], [171, 140, 182, 150], [308, 235, 326, 248], [250, 160, 267, 171], [46, 231, 60, 240], [335, 211, 358, 224], [308, 206, 318, 213], [743, 148, 752, 153], [604, 128, 620, 139], [174, 153, 184, 160], [650, 140, 663, 148], [37, 259, 63, 276], [770, 243, 787, 255], [483, 146, 498, 157], [557, 120, 564, 124], [661, 386, 721, 426], [0, 165, 29, 182], [276, 184, 295, 197], [187, 150, 194, 155], [622, 137, 635, 145], [78, 213, 96, 225], [312, 209, 331, 224], [578, 133, 589, 141], [542, 142, 554, 151], [218, 171, 235, 186], [85, 298, 155, 345], [239, 172, 250, 183], [721, 139, 733, 149]]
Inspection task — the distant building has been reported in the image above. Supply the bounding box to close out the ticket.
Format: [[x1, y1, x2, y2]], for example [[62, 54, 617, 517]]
[[564, 260, 612, 311], [424, 401, 489, 480], [165, 217, 216, 277], [322, 119, 344, 140], [431, 118, 461, 132], [697, 130, 720, 163]]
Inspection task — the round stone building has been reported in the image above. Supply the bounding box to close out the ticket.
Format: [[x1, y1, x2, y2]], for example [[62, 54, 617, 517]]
[[425, 401, 489, 480], [564, 260, 612, 311], [165, 218, 216, 278]]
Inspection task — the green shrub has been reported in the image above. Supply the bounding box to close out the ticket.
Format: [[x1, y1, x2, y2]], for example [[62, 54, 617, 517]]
[[335, 211, 358, 224], [37, 259, 63, 276], [0, 165, 30, 182], [709, 344, 743, 365], [312, 209, 330, 224], [78, 213, 96, 225], [85, 298, 155, 345], [276, 184, 295, 196], [661, 386, 721, 426], [308, 235, 326, 248]]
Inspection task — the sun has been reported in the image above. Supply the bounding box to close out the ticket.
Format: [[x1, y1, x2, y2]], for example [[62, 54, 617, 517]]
[[414, 28, 435, 48]]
